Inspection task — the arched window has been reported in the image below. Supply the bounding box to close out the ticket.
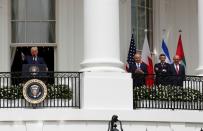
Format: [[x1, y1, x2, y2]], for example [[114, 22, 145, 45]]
[[131, 0, 153, 51]]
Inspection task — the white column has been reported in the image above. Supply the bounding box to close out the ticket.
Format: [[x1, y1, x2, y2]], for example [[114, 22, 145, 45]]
[[81, 0, 133, 110], [197, 0, 203, 75], [57, 0, 74, 71], [0, 0, 10, 72], [81, 0, 124, 72]]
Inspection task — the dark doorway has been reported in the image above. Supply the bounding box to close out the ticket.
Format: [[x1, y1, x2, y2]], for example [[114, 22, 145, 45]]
[[11, 47, 54, 72], [11, 47, 54, 85]]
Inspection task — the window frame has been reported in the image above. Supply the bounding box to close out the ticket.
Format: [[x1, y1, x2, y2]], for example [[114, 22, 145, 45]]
[[131, 0, 153, 51], [10, 0, 56, 47]]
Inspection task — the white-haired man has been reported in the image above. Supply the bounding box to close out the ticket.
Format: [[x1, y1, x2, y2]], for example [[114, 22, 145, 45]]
[[24, 47, 46, 65]]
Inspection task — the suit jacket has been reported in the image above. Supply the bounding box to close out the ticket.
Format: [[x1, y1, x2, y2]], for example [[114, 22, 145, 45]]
[[22, 56, 48, 79], [154, 62, 171, 85], [170, 63, 185, 86], [24, 56, 46, 65], [129, 62, 148, 87]]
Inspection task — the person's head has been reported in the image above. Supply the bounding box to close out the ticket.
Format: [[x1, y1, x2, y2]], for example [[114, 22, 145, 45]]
[[173, 55, 180, 65], [159, 53, 166, 63], [31, 47, 38, 57], [133, 53, 142, 63]]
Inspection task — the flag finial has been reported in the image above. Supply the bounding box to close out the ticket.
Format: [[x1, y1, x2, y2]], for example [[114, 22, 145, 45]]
[[179, 29, 182, 33], [162, 29, 166, 38], [144, 29, 148, 33], [162, 29, 166, 32], [132, 28, 135, 34]]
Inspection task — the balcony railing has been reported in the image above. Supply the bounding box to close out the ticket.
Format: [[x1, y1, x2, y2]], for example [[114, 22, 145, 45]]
[[0, 72, 81, 108], [133, 74, 203, 110], [1, 72, 203, 110]]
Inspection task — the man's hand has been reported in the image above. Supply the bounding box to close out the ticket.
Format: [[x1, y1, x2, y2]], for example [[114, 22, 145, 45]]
[[135, 69, 144, 74]]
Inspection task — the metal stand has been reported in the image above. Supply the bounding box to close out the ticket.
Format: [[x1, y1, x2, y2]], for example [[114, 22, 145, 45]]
[[107, 115, 123, 131]]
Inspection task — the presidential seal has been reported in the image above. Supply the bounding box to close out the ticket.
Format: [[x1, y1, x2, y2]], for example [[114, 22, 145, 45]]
[[23, 79, 47, 104]]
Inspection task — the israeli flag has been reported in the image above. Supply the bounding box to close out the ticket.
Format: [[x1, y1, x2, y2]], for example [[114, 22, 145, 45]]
[[161, 39, 171, 63]]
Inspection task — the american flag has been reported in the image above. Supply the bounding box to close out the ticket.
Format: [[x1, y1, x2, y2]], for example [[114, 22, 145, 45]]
[[126, 34, 136, 71]]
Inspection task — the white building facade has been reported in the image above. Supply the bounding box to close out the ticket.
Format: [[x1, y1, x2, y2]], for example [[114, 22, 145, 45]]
[[0, 0, 203, 131]]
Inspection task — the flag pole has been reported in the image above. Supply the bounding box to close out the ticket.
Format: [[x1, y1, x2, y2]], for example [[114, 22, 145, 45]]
[[144, 29, 147, 41], [132, 28, 135, 35], [132, 28, 136, 49], [178, 29, 182, 45], [161, 29, 172, 63], [144, 29, 148, 46], [176, 29, 186, 67], [144, 29, 148, 34], [162, 29, 166, 39], [142, 28, 154, 87], [179, 29, 182, 37]]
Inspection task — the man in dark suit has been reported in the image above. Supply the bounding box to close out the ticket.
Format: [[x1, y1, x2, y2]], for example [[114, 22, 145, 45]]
[[129, 53, 148, 87], [24, 47, 46, 65], [21, 47, 48, 83], [154, 54, 171, 86], [22, 47, 48, 72], [170, 55, 185, 86]]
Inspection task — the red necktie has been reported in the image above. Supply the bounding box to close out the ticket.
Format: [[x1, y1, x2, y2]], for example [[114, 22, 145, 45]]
[[176, 65, 179, 74]]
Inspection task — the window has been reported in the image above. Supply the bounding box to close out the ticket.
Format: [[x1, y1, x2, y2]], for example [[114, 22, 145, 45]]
[[131, 0, 153, 51], [11, 0, 55, 74], [11, 0, 56, 44]]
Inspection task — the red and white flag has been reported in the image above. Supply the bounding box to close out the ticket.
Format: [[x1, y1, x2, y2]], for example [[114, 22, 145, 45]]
[[141, 31, 154, 87]]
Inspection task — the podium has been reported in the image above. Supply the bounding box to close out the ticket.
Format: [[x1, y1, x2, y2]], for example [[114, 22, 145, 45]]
[[22, 64, 48, 78]]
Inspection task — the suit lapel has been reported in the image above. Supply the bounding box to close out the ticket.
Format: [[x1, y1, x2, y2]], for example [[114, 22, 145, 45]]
[[172, 65, 177, 75]]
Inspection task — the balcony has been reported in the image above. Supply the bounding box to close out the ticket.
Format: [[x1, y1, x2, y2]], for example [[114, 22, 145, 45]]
[[133, 74, 203, 110], [0, 72, 81, 108], [1, 72, 203, 110]]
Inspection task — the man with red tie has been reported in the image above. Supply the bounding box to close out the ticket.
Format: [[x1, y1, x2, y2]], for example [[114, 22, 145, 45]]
[[170, 55, 185, 86]]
